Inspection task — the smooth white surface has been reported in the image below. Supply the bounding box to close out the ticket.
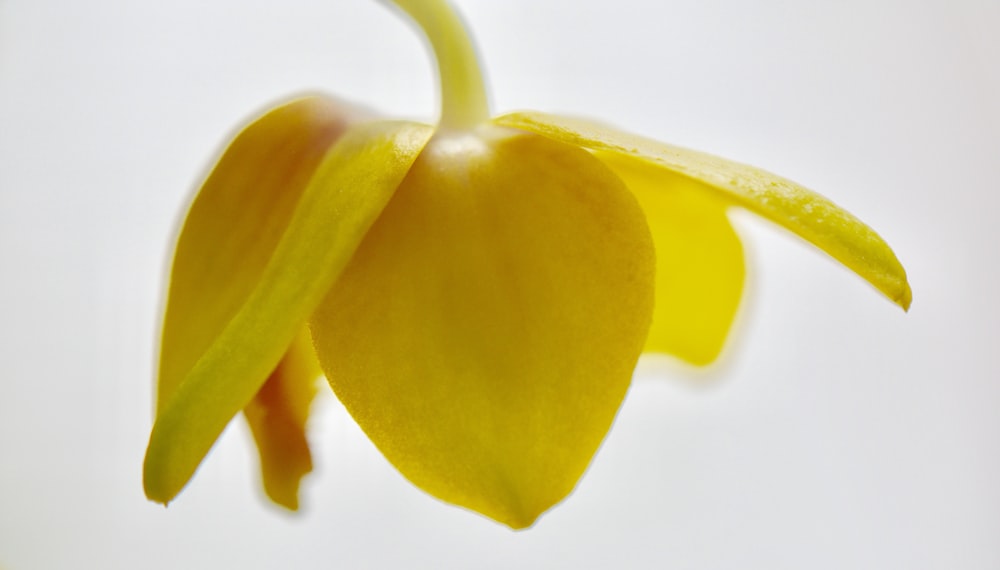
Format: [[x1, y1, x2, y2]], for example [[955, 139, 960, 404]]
[[1, 0, 998, 568]]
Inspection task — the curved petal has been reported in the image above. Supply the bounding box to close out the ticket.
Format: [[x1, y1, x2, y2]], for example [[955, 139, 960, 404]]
[[144, 120, 433, 505], [600, 153, 745, 364], [157, 96, 353, 414], [495, 112, 912, 310], [242, 327, 321, 510], [309, 127, 655, 529], [154, 96, 351, 509]]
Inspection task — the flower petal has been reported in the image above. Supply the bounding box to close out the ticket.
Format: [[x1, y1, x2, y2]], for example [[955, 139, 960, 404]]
[[144, 119, 433, 505], [242, 327, 321, 510], [496, 112, 912, 310], [153, 96, 350, 509], [157, 96, 352, 416], [601, 154, 745, 364], [309, 127, 656, 529]]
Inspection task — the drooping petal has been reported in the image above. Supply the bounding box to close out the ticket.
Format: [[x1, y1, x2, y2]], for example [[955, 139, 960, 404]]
[[496, 112, 912, 311], [601, 155, 745, 365], [242, 327, 321, 510], [157, 96, 353, 415], [309, 127, 656, 529], [153, 96, 351, 508], [144, 120, 433, 505]]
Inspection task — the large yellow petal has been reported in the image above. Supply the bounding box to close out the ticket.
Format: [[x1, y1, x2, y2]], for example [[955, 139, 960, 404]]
[[496, 112, 912, 310], [600, 154, 745, 365], [242, 327, 321, 510], [144, 120, 433, 505], [309, 127, 656, 529]]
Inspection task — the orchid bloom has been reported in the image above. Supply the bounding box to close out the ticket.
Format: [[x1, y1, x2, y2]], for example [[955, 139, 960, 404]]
[[143, 0, 911, 529]]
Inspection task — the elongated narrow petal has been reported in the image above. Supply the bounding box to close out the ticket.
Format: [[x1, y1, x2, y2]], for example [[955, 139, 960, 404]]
[[243, 327, 321, 510], [144, 120, 433, 505], [157, 96, 352, 414], [602, 155, 745, 364], [154, 96, 351, 508], [310, 127, 656, 529], [496, 112, 912, 310]]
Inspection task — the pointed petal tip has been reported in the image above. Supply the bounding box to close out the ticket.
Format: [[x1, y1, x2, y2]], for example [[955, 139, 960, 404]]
[[143, 481, 172, 508], [142, 455, 176, 507], [476, 501, 544, 531], [147, 492, 170, 509], [503, 515, 539, 531], [897, 282, 913, 312]]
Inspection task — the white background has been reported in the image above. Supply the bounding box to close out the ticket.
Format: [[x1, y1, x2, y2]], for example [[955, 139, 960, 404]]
[[1, 0, 998, 568]]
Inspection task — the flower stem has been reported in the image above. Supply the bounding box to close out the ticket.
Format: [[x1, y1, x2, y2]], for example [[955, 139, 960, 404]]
[[390, 0, 490, 129]]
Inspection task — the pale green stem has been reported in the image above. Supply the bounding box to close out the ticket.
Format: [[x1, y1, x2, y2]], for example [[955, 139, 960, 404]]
[[390, 0, 490, 128]]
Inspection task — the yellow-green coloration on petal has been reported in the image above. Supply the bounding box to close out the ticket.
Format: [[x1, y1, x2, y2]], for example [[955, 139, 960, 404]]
[[144, 0, 911, 529], [144, 120, 433, 505], [152, 97, 350, 508], [310, 127, 655, 528], [156, 97, 348, 416], [496, 112, 912, 311]]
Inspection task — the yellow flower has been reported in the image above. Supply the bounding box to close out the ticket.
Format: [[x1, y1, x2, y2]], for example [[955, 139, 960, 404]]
[[143, 0, 911, 529]]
